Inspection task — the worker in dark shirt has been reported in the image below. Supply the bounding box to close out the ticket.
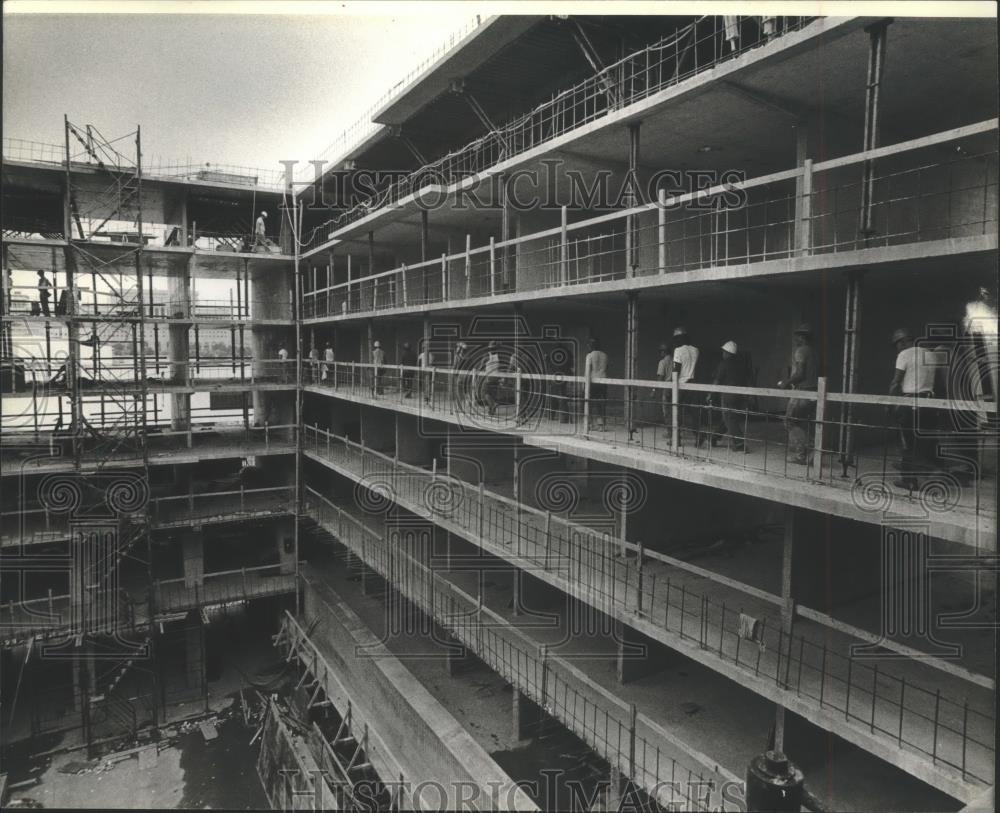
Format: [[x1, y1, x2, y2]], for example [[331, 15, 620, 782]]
[[702, 340, 749, 451], [400, 342, 417, 397]]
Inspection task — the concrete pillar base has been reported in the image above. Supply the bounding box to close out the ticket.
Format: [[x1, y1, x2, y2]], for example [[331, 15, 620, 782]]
[[615, 621, 668, 685], [512, 568, 552, 617], [511, 688, 543, 745], [184, 609, 205, 690], [181, 533, 204, 589], [445, 635, 470, 677], [361, 564, 384, 596]]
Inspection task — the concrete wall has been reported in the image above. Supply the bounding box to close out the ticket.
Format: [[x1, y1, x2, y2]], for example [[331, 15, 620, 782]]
[[300, 569, 534, 811]]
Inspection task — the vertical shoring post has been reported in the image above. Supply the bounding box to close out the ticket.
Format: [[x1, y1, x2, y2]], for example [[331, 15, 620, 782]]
[[133, 125, 154, 675], [292, 196, 304, 610], [860, 20, 889, 242], [839, 271, 863, 472], [774, 505, 795, 753], [625, 122, 640, 276], [63, 116, 82, 466], [625, 291, 638, 442], [420, 211, 429, 302]]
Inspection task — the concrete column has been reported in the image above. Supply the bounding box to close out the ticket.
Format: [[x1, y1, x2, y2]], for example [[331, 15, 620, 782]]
[[71, 642, 96, 711], [182, 533, 204, 588], [511, 689, 543, 745], [361, 562, 383, 596], [168, 324, 189, 384], [445, 633, 469, 677], [615, 620, 666, 684], [276, 518, 296, 575], [512, 569, 552, 618], [184, 609, 205, 690]]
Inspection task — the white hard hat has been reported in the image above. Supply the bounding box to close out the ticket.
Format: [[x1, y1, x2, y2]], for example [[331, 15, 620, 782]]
[[722, 341, 738, 354], [260, 210, 268, 216], [672, 326, 687, 337], [373, 340, 381, 348]]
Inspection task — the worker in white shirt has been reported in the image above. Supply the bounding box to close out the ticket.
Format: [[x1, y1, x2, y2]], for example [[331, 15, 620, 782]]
[[371, 340, 385, 396], [585, 337, 609, 431], [889, 327, 937, 490], [254, 210, 270, 250], [323, 342, 334, 384], [277, 344, 290, 383], [671, 327, 700, 444]]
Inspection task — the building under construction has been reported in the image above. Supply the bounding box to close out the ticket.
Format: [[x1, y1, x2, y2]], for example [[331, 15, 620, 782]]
[[1, 11, 997, 812]]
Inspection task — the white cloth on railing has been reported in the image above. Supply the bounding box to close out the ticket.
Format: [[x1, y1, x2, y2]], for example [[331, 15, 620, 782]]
[[739, 612, 765, 650], [723, 15, 740, 49]]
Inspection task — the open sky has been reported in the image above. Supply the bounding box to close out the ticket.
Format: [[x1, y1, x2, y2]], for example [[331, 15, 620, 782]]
[[3, 3, 481, 175]]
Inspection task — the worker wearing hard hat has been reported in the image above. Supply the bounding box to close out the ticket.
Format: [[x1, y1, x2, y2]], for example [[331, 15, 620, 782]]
[[889, 327, 937, 490], [703, 340, 749, 451], [371, 339, 385, 396], [777, 324, 818, 465], [254, 210, 270, 251]]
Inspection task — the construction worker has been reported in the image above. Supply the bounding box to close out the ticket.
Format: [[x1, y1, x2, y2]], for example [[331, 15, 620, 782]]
[[323, 342, 334, 384], [777, 324, 818, 465], [277, 344, 290, 383], [417, 346, 432, 403], [889, 327, 937, 489], [585, 337, 608, 430], [36, 270, 52, 316], [671, 327, 699, 443], [481, 340, 503, 416], [371, 340, 385, 396], [401, 342, 417, 397], [654, 342, 673, 427], [308, 345, 319, 384], [704, 340, 749, 451], [451, 341, 469, 410], [254, 210, 269, 250]]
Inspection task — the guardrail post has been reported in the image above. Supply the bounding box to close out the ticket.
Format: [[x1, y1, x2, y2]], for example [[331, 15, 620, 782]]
[[515, 370, 522, 421], [545, 511, 552, 570], [583, 363, 592, 433], [560, 206, 568, 285], [489, 236, 496, 296], [465, 234, 472, 299], [264, 420, 269, 447], [811, 376, 827, 480], [658, 188, 667, 273], [441, 253, 448, 299], [636, 542, 644, 614], [629, 703, 637, 778], [242, 567, 248, 596], [401, 264, 408, 307], [479, 481, 485, 540], [671, 372, 680, 451], [541, 645, 550, 707]]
